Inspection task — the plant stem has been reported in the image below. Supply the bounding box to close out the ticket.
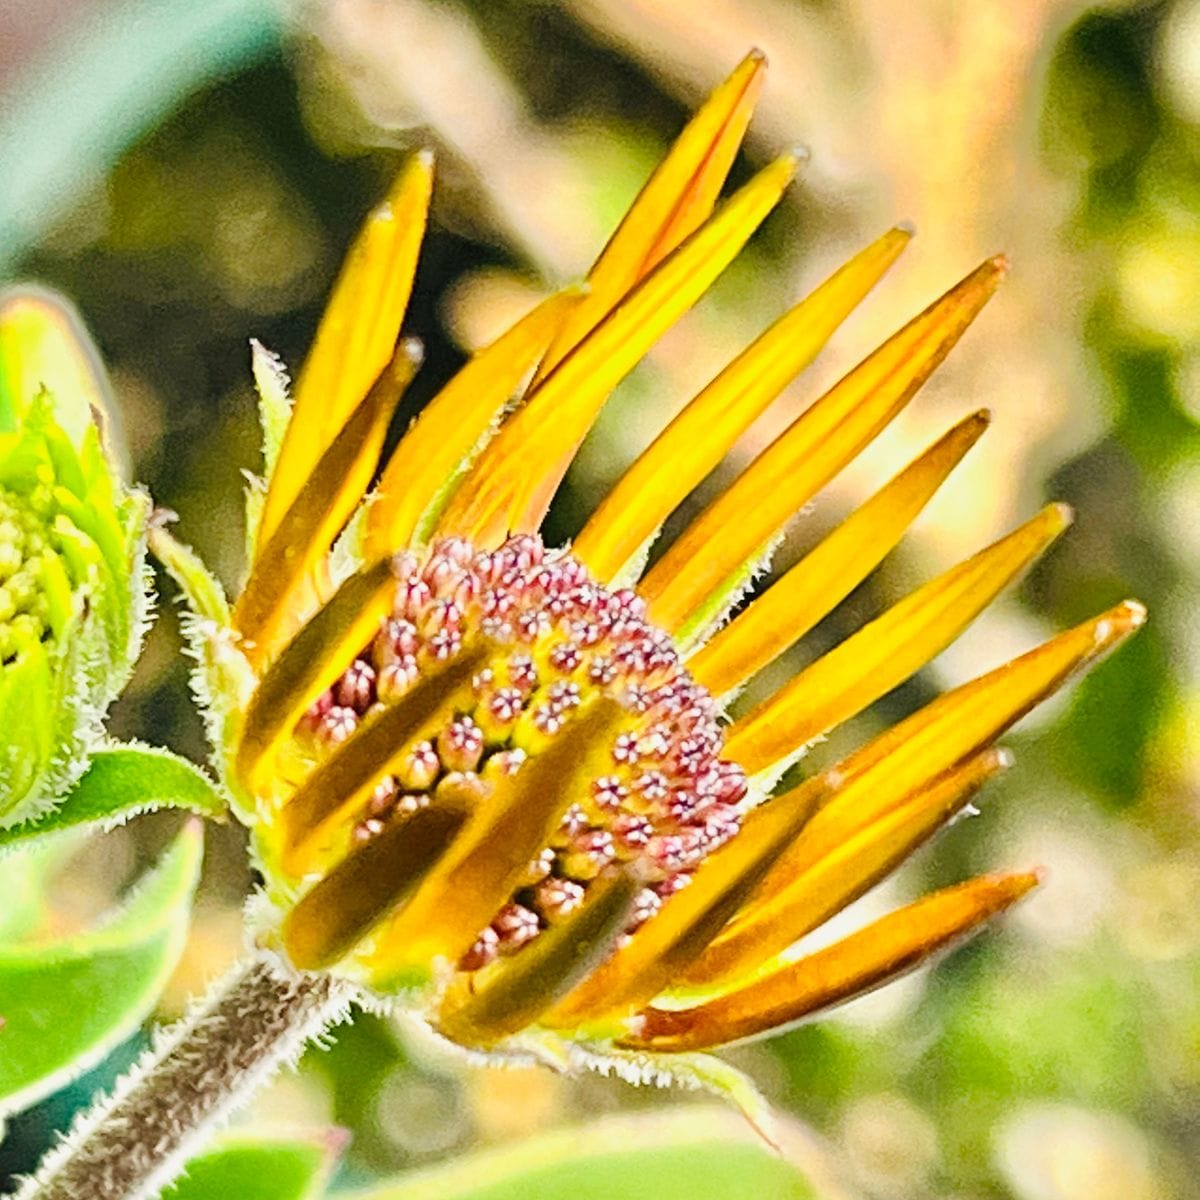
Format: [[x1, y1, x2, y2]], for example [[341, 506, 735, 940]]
[[19, 952, 356, 1200]]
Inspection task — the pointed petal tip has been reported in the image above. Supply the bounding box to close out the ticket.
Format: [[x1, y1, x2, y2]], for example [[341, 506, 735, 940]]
[[398, 336, 425, 366], [1098, 599, 1148, 644], [1007, 867, 1043, 897], [767, 152, 803, 185], [1047, 500, 1074, 531], [373, 151, 436, 221], [1023, 501, 1073, 542], [969, 254, 1009, 292], [990, 745, 1016, 771]]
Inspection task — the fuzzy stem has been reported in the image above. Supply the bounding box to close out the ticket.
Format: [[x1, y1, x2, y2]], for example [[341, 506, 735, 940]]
[[18, 952, 356, 1200]]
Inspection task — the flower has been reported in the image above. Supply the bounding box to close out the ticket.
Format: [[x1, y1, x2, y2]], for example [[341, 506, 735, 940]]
[[0, 288, 150, 824], [157, 52, 1142, 1084]]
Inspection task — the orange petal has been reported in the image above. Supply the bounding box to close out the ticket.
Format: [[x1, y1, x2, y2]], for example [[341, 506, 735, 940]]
[[283, 799, 470, 971], [620, 871, 1039, 1052], [437, 868, 641, 1046], [278, 648, 487, 876], [435, 155, 799, 547], [532, 50, 766, 387], [573, 226, 913, 582], [684, 748, 1009, 988], [233, 558, 398, 794], [689, 410, 989, 697], [362, 700, 627, 982], [364, 287, 585, 557], [640, 257, 1007, 634], [259, 153, 433, 545], [725, 503, 1073, 775], [234, 341, 421, 667], [545, 779, 825, 1028], [726, 600, 1144, 938]]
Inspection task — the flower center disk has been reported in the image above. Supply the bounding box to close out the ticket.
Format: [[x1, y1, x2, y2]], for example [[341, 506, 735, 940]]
[[294, 534, 747, 971]]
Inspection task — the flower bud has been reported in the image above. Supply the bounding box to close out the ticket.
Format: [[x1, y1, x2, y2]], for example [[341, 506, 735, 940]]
[[0, 287, 150, 823]]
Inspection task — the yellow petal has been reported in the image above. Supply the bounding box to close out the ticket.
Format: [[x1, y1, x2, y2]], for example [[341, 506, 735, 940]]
[[533, 50, 766, 387], [283, 799, 470, 971], [279, 648, 488, 876], [260, 153, 433, 545], [725, 502, 1073, 775], [640, 257, 1008, 633], [573, 226, 913, 582], [362, 700, 627, 982], [620, 871, 1039, 1052], [726, 600, 1144, 937], [545, 778, 825, 1028], [435, 155, 799, 548], [684, 748, 1009, 989], [234, 340, 422, 668], [437, 868, 641, 1046], [689, 410, 989, 697], [364, 287, 585, 557], [234, 558, 398, 794]]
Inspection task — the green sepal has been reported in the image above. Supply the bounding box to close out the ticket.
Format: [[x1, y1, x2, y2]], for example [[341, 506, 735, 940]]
[[165, 1131, 343, 1200], [342, 1107, 820, 1200], [149, 525, 230, 627], [250, 339, 292, 486], [0, 743, 227, 854], [244, 339, 293, 563], [0, 822, 203, 1117], [673, 533, 783, 655], [149, 525, 256, 823]]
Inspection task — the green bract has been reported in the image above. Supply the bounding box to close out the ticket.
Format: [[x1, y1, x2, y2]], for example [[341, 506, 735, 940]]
[[0, 287, 150, 825]]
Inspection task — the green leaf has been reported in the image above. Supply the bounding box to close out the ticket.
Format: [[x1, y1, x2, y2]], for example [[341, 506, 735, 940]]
[[0, 823, 203, 1117], [0, 743, 227, 854], [164, 1131, 342, 1200], [343, 1107, 823, 1200], [0, 842, 68, 943]]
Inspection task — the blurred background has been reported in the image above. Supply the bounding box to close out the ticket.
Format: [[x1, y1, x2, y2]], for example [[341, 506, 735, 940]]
[[1, 0, 1198, 1196]]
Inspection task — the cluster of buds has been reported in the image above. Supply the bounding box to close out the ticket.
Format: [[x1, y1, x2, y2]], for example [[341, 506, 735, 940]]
[[0, 289, 149, 823]]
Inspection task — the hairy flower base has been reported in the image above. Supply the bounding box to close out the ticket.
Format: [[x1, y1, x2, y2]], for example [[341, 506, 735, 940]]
[[275, 534, 746, 974]]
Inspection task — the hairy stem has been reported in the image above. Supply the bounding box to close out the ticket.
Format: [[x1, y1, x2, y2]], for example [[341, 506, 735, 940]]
[[19, 952, 356, 1200]]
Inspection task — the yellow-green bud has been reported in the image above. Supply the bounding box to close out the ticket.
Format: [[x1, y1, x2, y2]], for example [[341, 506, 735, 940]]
[[0, 287, 151, 824]]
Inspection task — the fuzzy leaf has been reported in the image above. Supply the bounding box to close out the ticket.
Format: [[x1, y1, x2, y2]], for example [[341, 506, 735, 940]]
[[0, 745, 227, 854], [164, 1132, 342, 1200], [343, 1106, 823, 1200], [0, 823, 202, 1117], [0, 842, 66, 943]]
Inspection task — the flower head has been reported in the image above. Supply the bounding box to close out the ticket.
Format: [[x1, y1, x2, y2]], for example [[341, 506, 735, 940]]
[[158, 52, 1143, 1086], [0, 288, 150, 824]]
